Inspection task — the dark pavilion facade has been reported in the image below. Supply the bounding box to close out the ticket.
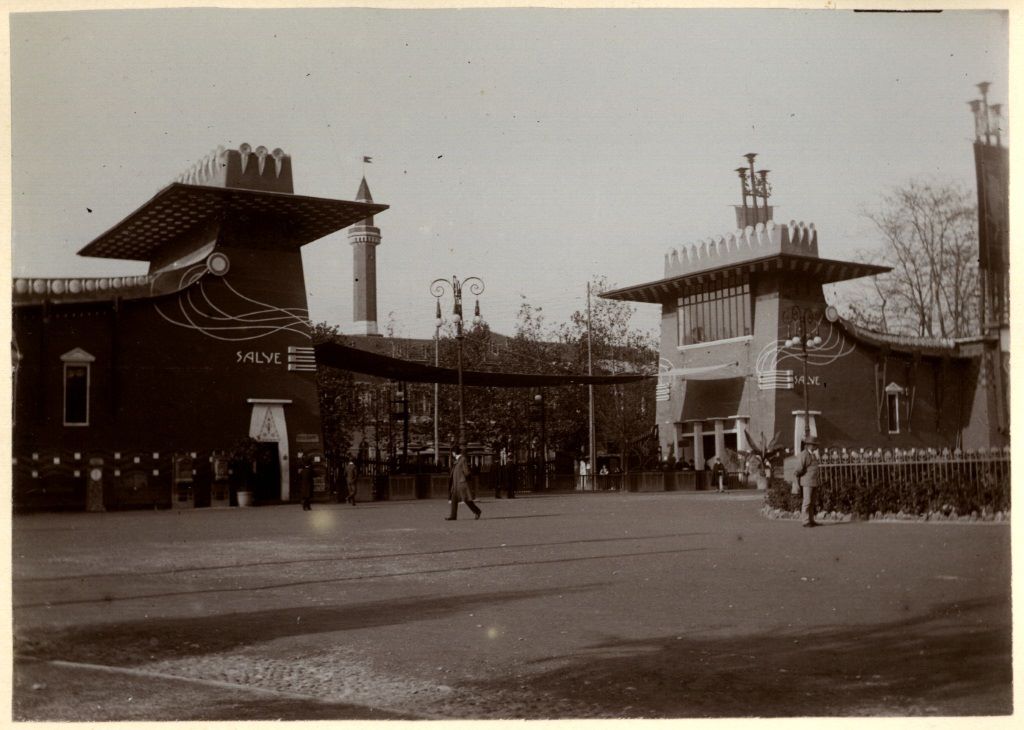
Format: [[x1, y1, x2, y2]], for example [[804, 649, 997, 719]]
[[602, 159, 1004, 469], [12, 145, 386, 510]]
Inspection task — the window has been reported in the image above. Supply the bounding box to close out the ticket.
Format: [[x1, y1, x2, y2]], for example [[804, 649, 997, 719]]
[[61, 348, 95, 426], [677, 274, 752, 346], [885, 383, 904, 434]]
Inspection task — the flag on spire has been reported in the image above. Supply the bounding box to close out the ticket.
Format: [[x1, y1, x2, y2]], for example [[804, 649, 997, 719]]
[[363, 156, 373, 164]]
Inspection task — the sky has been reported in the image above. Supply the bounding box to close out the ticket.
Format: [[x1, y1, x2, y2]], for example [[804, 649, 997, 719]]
[[8, 6, 1011, 341]]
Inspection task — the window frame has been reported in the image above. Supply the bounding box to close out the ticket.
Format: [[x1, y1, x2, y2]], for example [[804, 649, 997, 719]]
[[61, 348, 95, 427], [884, 382, 905, 434], [676, 273, 752, 346]]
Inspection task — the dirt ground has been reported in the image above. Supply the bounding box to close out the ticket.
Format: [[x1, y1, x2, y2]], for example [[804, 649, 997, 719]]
[[11, 490, 1013, 720]]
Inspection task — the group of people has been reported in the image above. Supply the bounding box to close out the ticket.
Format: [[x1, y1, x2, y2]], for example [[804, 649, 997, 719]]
[[298, 446, 483, 522], [576, 459, 612, 490], [298, 435, 822, 527], [297, 457, 358, 510]]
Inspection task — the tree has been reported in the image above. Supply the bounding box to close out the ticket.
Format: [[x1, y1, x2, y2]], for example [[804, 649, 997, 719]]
[[842, 180, 980, 338], [557, 276, 658, 471], [311, 323, 364, 466]]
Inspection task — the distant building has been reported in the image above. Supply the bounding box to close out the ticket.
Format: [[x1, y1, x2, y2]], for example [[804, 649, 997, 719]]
[[602, 156, 1003, 470], [12, 144, 386, 509]]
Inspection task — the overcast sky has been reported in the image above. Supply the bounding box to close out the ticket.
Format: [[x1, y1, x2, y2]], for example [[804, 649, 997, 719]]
[[9, 7, 1009, 339]]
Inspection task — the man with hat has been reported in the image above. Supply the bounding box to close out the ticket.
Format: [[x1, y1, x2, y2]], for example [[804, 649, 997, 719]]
[[793, 434, 821, 527], [445, 444, 482, 521]]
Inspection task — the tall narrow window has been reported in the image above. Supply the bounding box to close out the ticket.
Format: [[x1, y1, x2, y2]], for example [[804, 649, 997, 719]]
[[61, 348, 95, 427], [885, 383, 904, 434]]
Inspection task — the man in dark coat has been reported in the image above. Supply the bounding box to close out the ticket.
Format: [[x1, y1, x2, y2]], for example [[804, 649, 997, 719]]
[[445, 445, 481, 521]]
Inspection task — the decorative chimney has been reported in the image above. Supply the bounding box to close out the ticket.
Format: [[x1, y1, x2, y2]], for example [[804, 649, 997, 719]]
[[733, 153, 774, 229]]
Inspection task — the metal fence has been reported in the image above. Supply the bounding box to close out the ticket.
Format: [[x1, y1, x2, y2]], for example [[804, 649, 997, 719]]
[[815, 446, 1011, 515]]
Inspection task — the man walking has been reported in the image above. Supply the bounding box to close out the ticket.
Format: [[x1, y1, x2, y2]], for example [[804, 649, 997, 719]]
[[793, 435, 821, 527], [445, 445, 482, 521]]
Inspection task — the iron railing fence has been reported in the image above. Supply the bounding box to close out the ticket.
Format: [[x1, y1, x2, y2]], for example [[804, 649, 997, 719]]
[[815, 446, 1011, 516]]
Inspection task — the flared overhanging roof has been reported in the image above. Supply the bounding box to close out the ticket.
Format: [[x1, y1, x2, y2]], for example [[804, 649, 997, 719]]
[[837, 318, 975, 359], [315, 341, 654, 387], [602, 254, 890, 304], [78, 183, 388, 261]]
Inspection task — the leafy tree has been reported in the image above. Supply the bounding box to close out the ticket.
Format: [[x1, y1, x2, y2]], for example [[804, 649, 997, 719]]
[[311, 323, 376, 466], [557, 276, 658, 471], [842, 180, 980, 338], [313, 280, 658, 474]]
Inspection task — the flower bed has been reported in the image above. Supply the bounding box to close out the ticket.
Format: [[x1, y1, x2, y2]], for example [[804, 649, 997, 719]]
[[762, 470, 1011, 523]]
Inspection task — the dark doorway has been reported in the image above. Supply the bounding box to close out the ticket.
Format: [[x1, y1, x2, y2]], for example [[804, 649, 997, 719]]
[[702, 434, 716, 467], [253, 442, 280, 503]]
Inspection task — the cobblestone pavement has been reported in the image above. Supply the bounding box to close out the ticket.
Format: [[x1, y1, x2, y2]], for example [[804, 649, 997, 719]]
[[12, 491, 1013, 720]]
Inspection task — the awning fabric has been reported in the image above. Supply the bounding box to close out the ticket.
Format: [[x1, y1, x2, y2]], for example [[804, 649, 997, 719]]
[[662, 362, 740, 380], [314, 341, 654, 387], [679, 376, 746, 421]]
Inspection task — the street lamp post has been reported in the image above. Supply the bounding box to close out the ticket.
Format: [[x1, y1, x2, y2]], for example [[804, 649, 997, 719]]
[[430, 275, 485, 448], [784, 306, 822, 448], [534, 392, 547, 490], [433, 299, 441, 467], [392, 383, 409, 471]]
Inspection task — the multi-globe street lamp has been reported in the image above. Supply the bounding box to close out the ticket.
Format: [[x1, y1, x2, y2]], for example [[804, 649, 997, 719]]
[[430, 275, 485, 449], [784, 305, 822, 447]]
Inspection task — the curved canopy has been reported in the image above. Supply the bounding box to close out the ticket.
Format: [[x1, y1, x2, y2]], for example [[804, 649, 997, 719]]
[[314, 341, 654, 387]]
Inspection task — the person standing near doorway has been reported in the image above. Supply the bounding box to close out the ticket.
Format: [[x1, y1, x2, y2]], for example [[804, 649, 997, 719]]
[[494, 442, 506, 499], [299, 460, 314, 511], [578, 458, 589, 491], [712, 458, 726, 493], [446, 445, 481, 521]]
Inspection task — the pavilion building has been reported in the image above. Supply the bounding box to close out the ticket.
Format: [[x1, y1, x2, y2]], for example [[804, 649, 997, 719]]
[[602, 158, 1000, 470], [12, 144, 386, 509]]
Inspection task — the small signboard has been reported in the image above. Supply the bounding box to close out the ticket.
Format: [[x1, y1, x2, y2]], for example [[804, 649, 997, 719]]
[[173, 454, 194, 483], [213, 455, 229, 481]]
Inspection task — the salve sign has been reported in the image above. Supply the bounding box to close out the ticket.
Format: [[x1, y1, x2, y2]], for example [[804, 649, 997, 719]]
[[237, 350, 282, 365]]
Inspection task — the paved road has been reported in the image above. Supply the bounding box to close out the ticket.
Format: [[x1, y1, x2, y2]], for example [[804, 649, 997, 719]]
[[12, 491, 1012, 720]]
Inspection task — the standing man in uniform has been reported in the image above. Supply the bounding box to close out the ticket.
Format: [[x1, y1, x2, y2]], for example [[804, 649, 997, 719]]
[[344, 457, 358, 506], [793, 435, 821, 527]]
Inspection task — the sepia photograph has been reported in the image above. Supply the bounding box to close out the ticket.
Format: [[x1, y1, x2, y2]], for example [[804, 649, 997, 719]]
[[7, 2, 1013, 722]]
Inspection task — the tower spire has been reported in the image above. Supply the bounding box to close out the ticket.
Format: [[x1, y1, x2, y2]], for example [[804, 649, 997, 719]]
[[349, 176, 382, 336]]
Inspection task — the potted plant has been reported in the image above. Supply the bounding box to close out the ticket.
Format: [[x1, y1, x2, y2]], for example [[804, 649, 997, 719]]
[[743, 429, 784, 491], [228, 437, 263, 507]]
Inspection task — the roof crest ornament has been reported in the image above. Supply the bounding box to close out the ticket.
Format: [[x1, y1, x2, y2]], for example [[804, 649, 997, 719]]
[[239, 143, 251, 174], [255, 145, 268, 176]]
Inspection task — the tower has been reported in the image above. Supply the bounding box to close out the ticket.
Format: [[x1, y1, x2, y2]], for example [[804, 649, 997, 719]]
[[349, 177, 382, 336]]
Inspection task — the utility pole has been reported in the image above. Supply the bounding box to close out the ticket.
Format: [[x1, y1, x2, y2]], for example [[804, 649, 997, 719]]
[[587, 281, 597, 485]]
